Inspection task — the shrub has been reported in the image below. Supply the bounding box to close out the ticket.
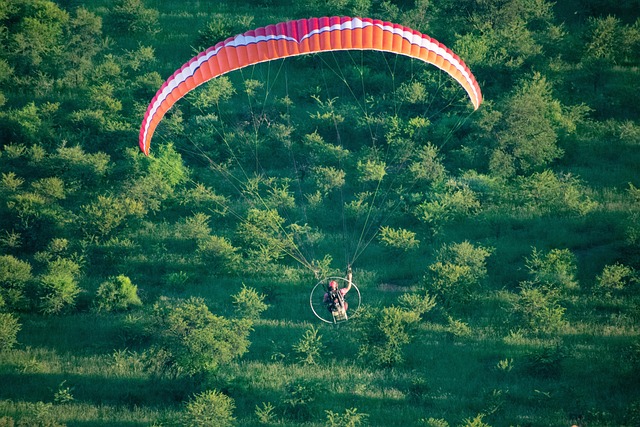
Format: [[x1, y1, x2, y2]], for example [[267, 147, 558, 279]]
[[357, 305, 420, 367], [514, 171, 597, 216], [415, 181, 481, 227], [513, 281, 566, 334], [446, 315, 472, 339], [594, 263, 637, 297], [524, 345, 565, 378], [461, 413, 492, 427], [426, 241, 493, 308], [283, 379, 322, 421], [107, 0, 159, 35], [420, 418, 450, 427], [397, 291, 437, 319], [195, 14, 254, 51], [196, 235, 241, 274], [526, 247, 578, 291], [378, 226, 420, 251], [94, 275, 142, 312], [150, 297, 250, 376], [325, 407, 369, 427], [293, 325, 325, 365], [53, 380, 74, 404], [0, 254, 32, 310], [182, 389, 235, 427], [38, 258, 81, 315], [255, 402, 277, 424], [232, 284, 268, 320], [0, 312, 21, 351]]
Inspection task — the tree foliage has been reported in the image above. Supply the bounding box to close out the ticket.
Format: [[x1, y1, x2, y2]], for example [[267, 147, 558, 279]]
[[150, 296, 251, 376], [426, 241, 493, 308], [182, 389, 236, 427], [94, 275, 142, 312], [356, 305, 421, 367], [0, 255, 32, 311], [0, 312, 21, 351]]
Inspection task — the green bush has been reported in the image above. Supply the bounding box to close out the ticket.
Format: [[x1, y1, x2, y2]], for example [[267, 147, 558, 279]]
[[594, 263, 637, 297], [293, 325, 325, 365], [232, 284, 268, 320], [357, 305, 420, 367], [182, 389, 235, 427], [0, 254, 32, 310], [325, 407, 369, 427], [526, 247, 578, 291], [106, 0, 159, 35], [461, 413, 492, 427], [420, 418, 450, 427], [150, 297, 250, 376], [38, 258, 81, 315], [283, 379, 323, 421], [513, 281, 566, 334], [397, 291, 437, 318], [524, 345, 565, 378], [426, 241, 493, 308], [197, 235, 242, 274], [446, 315, 472, 339], [94, 275, 142, 312], [0, 312, 21, 351], [378, 226, 420, 251]]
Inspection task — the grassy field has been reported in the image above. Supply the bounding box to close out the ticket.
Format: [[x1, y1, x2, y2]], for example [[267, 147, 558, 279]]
[[1, 1, 639, 426]]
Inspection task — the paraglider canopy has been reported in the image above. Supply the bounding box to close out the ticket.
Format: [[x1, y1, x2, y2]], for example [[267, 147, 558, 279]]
[[139, 16, 482, 156]]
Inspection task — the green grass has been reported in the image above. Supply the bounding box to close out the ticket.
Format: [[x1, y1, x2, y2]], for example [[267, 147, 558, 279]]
[[3, 272, 639, 425], [2, 1, 640, 426]]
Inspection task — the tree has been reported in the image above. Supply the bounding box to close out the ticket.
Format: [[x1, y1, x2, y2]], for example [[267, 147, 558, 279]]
[[440, 0, 554, 89], [150, 296, 251, 376], [232, 284, 268, 320], [489, 73, 564, 177], [408, 143, 447, 185], [0, 255, 32, 311], [46, 145, 110, 190], [182, 389, 235, 427], [526, 247, 578, 292], [293, 325, 325, 365], [236, 208, 294, 271], [426, 241, 493, 308], [4, 0, 70, 75], [106, 0, 159, 35], [0, 312, 21, 352], [94, 275, 142, 312], [378, 226, 420, 251], [356, 305, 420, 367], [62, 7, 103, 88], [124, 143, 188, 213], [512, 247, 577, 333], [38, 258, 82, 315]]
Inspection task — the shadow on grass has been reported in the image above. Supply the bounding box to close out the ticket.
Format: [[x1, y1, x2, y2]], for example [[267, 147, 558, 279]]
[[0, 371, 188, 408]]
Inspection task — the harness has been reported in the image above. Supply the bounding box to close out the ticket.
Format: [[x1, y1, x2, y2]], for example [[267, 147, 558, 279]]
[[326, 290, 345, 313], [326, 288, 348, 323]]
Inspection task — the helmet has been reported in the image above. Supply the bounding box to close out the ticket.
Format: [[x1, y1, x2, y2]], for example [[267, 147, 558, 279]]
[[328, 280, 338, 290]]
